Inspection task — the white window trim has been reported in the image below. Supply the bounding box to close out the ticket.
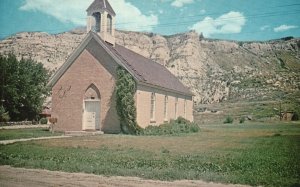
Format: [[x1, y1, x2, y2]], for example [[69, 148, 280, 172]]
[[175, 97, 178, 119], [107, 14, 112, 34], [150, 93, 156, 122], [164, 95, 168, 121], [184, 99, 187, 119]]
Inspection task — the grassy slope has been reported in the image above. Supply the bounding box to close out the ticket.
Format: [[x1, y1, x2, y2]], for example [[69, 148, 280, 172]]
[[0, 123, 299, 187], [196, 96, 300, 124], [0, 128, 63, 141]]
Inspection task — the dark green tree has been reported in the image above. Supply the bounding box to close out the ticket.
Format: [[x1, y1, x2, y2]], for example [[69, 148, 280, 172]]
[[116, 66, 140, 134], [0, 53, 50, 121]]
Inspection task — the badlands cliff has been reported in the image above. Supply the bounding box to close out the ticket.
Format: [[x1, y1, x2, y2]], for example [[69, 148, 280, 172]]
[[0, 29, 299, 105]]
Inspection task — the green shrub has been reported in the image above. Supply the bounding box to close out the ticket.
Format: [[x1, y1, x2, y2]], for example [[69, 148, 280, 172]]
[[161, 147, 170, 154], [292, 112, 299, 121], [239, 116, 246, 123], [40, 118, 48, 124], [141, 117, 200, 136], [2, 112, 10, 122], [224, 116, 234, 124], [175, 116, 190, 124], [190, 124, 200, 132], [0, 106, 10, 122]]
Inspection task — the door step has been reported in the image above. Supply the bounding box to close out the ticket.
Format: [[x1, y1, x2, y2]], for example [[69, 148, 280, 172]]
[[65, 131, 104, 136]]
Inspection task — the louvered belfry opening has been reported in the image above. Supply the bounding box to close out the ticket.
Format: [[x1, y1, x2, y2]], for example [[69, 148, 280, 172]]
[[86, 0, 116, 46]]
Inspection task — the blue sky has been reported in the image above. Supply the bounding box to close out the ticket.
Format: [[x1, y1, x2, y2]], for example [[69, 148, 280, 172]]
[[0, 0, 299, 41]]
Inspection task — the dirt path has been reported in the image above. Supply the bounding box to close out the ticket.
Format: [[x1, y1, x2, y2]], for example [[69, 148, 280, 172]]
[[0, 135, 71, 145], [0, 125, 49, 130], [0, 166, 250, 187]]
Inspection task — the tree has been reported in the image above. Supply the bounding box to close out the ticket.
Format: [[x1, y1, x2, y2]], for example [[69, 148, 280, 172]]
[[115, 66, 140, 134], [0, 53, 50, 121]]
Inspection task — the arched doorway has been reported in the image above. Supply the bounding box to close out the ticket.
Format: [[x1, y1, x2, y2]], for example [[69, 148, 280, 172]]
[[83, 84, 101, 131]]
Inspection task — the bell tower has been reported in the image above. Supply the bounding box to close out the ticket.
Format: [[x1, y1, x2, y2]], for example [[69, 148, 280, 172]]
[[87, 0, 116, 46]]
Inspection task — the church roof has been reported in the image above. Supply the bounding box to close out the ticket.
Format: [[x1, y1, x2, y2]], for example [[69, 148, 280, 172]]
[[109, 44, 193, 96], [86, 0, 116, 16], [48, 32, 193, 96]]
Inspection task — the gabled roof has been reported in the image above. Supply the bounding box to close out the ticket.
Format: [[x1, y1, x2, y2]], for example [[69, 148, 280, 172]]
[[108, 44, 193, 96], [86, 0, 116, 16], [48, 32, 193, 96]]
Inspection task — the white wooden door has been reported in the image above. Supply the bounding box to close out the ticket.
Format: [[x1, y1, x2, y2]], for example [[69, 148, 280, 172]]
[[83, 100, 100, 130]]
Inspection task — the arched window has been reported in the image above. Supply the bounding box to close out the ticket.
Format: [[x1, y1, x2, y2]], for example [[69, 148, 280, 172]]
[[84, 84, 101, 100], [164, 96, 168, 120], [107, 14, 112, 34], [150, 93, 156, 121], [92, 12, 101, 32], [175, 97, 178, 119]]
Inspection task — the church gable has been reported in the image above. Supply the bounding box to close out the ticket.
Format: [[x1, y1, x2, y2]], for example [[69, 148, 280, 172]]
[[85, 38, 119, 77], [52, 47, 115, 99], [48, 34, 93, 87], [48, 33, 119, 88]]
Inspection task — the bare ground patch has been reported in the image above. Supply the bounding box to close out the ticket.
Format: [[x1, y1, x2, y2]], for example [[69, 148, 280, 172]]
[[0, 166, 249, 187]]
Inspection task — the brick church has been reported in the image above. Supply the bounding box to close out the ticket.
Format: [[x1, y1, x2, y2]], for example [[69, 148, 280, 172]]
[[48, 0, 194, 133]]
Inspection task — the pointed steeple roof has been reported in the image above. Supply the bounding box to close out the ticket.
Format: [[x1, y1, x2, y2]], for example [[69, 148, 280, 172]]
[[86, 0, 116, 16]]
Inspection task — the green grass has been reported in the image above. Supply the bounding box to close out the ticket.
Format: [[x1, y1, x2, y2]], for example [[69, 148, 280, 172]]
[[0, 123, 299, 187], [0, 128, 63, 141], [251, 104, 277, 119]]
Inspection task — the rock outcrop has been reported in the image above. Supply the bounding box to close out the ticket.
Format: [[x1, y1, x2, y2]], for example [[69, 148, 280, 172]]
[[1, 30, 299, 105]]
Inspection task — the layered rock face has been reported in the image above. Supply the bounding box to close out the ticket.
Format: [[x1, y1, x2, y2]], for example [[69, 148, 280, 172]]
[[1, 30, 299, 104]]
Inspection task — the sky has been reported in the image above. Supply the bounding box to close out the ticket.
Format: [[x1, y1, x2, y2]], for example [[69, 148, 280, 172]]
[[0, 0, 300, 41]]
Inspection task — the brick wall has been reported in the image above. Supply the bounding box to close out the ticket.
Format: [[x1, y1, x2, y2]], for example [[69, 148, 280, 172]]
[[136, 84, 193, 128], [51, 40, 121, 133]]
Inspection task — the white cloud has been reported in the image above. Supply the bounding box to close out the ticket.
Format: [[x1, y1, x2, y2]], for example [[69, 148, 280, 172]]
[[20, 0, 159, 32], [111, 0, 158, 32], [260, 25, 270, 31], [171, 0, 194, 7], [274, 24, 298, 32], [20, 0, 90, 25], [189, 11, 246, 37]]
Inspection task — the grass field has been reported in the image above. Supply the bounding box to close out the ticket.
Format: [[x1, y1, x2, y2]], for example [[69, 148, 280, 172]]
[[0, 122, 299, 187], [0, 128, 63, 141]]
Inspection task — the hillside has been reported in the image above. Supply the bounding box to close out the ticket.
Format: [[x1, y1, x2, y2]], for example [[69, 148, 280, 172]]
[[0, 30, 299, 108]]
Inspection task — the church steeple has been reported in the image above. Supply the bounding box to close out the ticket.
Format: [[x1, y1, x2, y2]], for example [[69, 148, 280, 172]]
[[86, 0, 116, 46]]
